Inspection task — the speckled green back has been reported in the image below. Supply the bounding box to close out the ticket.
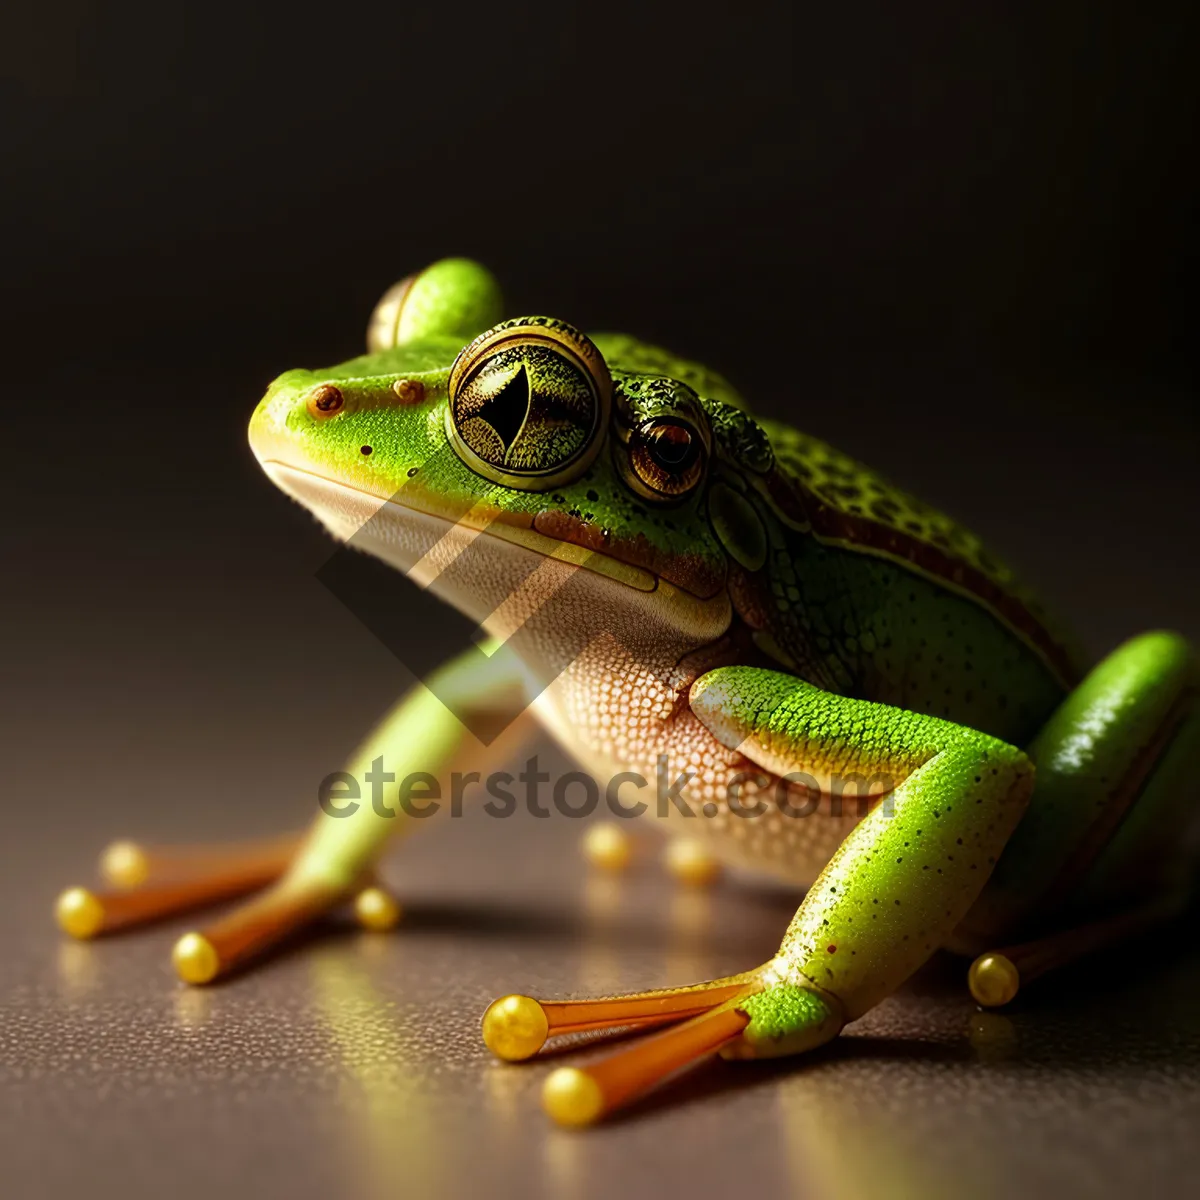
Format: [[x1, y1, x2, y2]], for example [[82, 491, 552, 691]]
[[733, 421, 1078, 747]]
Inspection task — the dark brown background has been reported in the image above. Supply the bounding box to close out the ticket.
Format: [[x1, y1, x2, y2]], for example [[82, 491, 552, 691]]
[[2, 3, 1198, 1198]]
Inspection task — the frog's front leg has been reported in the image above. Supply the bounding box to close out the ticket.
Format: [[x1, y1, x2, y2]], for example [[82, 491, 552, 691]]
[[55, 640, 534, 983], [484, 666, 1033, 1126]]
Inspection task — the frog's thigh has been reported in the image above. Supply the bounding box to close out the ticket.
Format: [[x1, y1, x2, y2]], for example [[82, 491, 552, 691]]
[[1074, 696, 1200, 910], [962, 630, 1197, 941]]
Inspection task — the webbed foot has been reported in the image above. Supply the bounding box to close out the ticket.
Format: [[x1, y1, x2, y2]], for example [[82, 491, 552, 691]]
[[482, 966, 845, 1126]]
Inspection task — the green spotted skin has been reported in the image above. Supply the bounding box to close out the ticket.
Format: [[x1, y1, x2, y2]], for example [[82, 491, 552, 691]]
[[249, 258, 1199, 1067], [692, 668, 1034, 1019], [751, 528, 1068, 741], [735, 983, 842, 1058]]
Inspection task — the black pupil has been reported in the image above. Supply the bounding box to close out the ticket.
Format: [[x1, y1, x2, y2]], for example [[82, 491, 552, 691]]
[[647, 423, 695, 469]]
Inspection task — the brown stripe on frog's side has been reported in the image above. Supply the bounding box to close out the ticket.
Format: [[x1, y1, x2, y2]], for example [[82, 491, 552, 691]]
[[804, 498, 1079, 688], [757, 425, 1083, 690]]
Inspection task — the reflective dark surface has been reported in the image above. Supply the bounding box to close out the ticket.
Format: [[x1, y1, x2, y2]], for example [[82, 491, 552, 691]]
[[3, 342, 1200, 1199], [4, 670, 1200, 1198]]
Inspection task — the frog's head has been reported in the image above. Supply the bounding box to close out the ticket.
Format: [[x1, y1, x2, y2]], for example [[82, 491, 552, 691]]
[[249, 260, 772, 681]]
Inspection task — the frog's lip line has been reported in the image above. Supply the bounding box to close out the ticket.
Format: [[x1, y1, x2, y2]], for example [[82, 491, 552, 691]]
[[261, 459, 667, 595]]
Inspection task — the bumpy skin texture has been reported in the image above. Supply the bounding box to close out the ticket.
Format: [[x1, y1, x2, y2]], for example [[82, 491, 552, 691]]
[[691, 667, 1034, 1049], [244, 259, 1198, 1064]]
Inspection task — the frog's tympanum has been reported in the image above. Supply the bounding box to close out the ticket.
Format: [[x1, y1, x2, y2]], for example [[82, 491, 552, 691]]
[[57, 261, 1199, 1127]]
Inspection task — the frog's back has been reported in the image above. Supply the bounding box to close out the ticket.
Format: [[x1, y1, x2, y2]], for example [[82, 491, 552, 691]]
[[748, 419, 1081, 747]]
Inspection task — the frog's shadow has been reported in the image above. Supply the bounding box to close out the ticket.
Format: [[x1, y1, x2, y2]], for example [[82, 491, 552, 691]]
[[258, 881, 1200, 1094]]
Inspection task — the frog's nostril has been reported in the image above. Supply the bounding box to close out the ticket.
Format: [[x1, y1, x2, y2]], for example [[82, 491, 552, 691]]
[[306, 383, 344, 418], [392, 378, 426, 405]]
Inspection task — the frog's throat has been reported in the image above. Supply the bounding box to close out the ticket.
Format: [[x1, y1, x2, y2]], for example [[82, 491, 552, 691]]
[[261, 461, 732, 657]]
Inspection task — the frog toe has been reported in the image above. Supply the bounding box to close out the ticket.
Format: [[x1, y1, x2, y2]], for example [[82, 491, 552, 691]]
[[481, 969, 774, 1125], [54, 832, 303, 941]]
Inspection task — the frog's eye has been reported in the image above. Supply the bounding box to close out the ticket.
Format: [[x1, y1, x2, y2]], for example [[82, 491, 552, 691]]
[[625, 418, 706, 500], [446, 317, 611, 490]]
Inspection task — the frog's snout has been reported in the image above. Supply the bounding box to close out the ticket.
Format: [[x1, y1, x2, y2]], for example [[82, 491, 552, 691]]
[[246, 381, 296, 470]]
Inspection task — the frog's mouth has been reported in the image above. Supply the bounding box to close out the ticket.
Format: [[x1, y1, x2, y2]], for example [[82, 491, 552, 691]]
[[260, 461, 732, 657]]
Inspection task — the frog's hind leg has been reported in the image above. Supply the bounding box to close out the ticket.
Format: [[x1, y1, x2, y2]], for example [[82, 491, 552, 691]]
[[959, 630, 1200, 1005]]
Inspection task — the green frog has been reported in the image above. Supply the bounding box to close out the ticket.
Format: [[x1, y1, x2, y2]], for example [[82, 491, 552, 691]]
[[56, 259, 1199, 1127]]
